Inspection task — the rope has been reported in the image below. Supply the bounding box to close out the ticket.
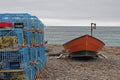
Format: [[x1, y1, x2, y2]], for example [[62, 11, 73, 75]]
[[0, 36, 17, 48]]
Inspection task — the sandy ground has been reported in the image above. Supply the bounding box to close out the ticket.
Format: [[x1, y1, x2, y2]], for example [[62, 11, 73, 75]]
[[40, 44, 120, 80]]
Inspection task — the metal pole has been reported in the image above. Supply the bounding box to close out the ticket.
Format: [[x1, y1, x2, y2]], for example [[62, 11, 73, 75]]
[[91, 23, 96, 36], [91, 23, 93, 36]]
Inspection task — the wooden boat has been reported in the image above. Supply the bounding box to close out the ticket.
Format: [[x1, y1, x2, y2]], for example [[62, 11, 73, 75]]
[[63, 34, 105, 57]]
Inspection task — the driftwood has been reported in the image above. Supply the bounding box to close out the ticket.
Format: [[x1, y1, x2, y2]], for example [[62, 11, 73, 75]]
[[47, 49, 67, 59], [98, 54, 107, 59], [47, 53, 61, 56], [98, 52, 108, 59]]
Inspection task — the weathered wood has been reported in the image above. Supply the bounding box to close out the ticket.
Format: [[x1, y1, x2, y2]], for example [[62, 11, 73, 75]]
[[0, 69, 24, 73], [0, 48, 19, 52]]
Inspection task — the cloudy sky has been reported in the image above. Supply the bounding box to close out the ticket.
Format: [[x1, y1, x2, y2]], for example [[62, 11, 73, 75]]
[[0, 0, 120, 26]]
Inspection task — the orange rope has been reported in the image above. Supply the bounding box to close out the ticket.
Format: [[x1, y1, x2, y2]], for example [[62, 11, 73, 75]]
[[34, 65, 46, 80]]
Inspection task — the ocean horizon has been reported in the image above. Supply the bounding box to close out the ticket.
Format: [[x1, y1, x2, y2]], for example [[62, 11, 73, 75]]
[[45, 26, 120, 46]]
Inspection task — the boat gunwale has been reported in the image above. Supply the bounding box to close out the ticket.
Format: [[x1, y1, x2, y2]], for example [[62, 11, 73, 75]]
[[63, 34, 105, 46]]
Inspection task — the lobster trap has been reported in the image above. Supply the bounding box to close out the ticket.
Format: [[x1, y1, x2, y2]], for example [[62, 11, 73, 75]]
[[0, 13, 47, 80]]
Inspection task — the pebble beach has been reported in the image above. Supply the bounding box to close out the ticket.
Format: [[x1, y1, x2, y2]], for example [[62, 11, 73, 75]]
[[40, 44, 120, 80]]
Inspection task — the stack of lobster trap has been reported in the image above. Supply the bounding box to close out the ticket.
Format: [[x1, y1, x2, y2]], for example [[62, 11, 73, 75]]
[[0, 13, 47, 80]]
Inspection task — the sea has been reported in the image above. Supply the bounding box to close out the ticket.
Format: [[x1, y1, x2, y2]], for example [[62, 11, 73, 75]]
[[44, 26, 120, 46]]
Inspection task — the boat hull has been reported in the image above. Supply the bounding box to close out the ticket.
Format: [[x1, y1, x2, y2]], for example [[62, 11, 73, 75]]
[[63, 35, 105, 57], [68, 51, 98, 58]]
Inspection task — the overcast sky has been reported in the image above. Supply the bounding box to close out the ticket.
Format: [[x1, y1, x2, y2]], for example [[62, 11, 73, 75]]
[[0, 0, 120, 26]]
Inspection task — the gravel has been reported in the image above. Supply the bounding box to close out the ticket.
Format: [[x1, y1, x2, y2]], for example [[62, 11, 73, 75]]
[[40, 44, 120, 80]]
